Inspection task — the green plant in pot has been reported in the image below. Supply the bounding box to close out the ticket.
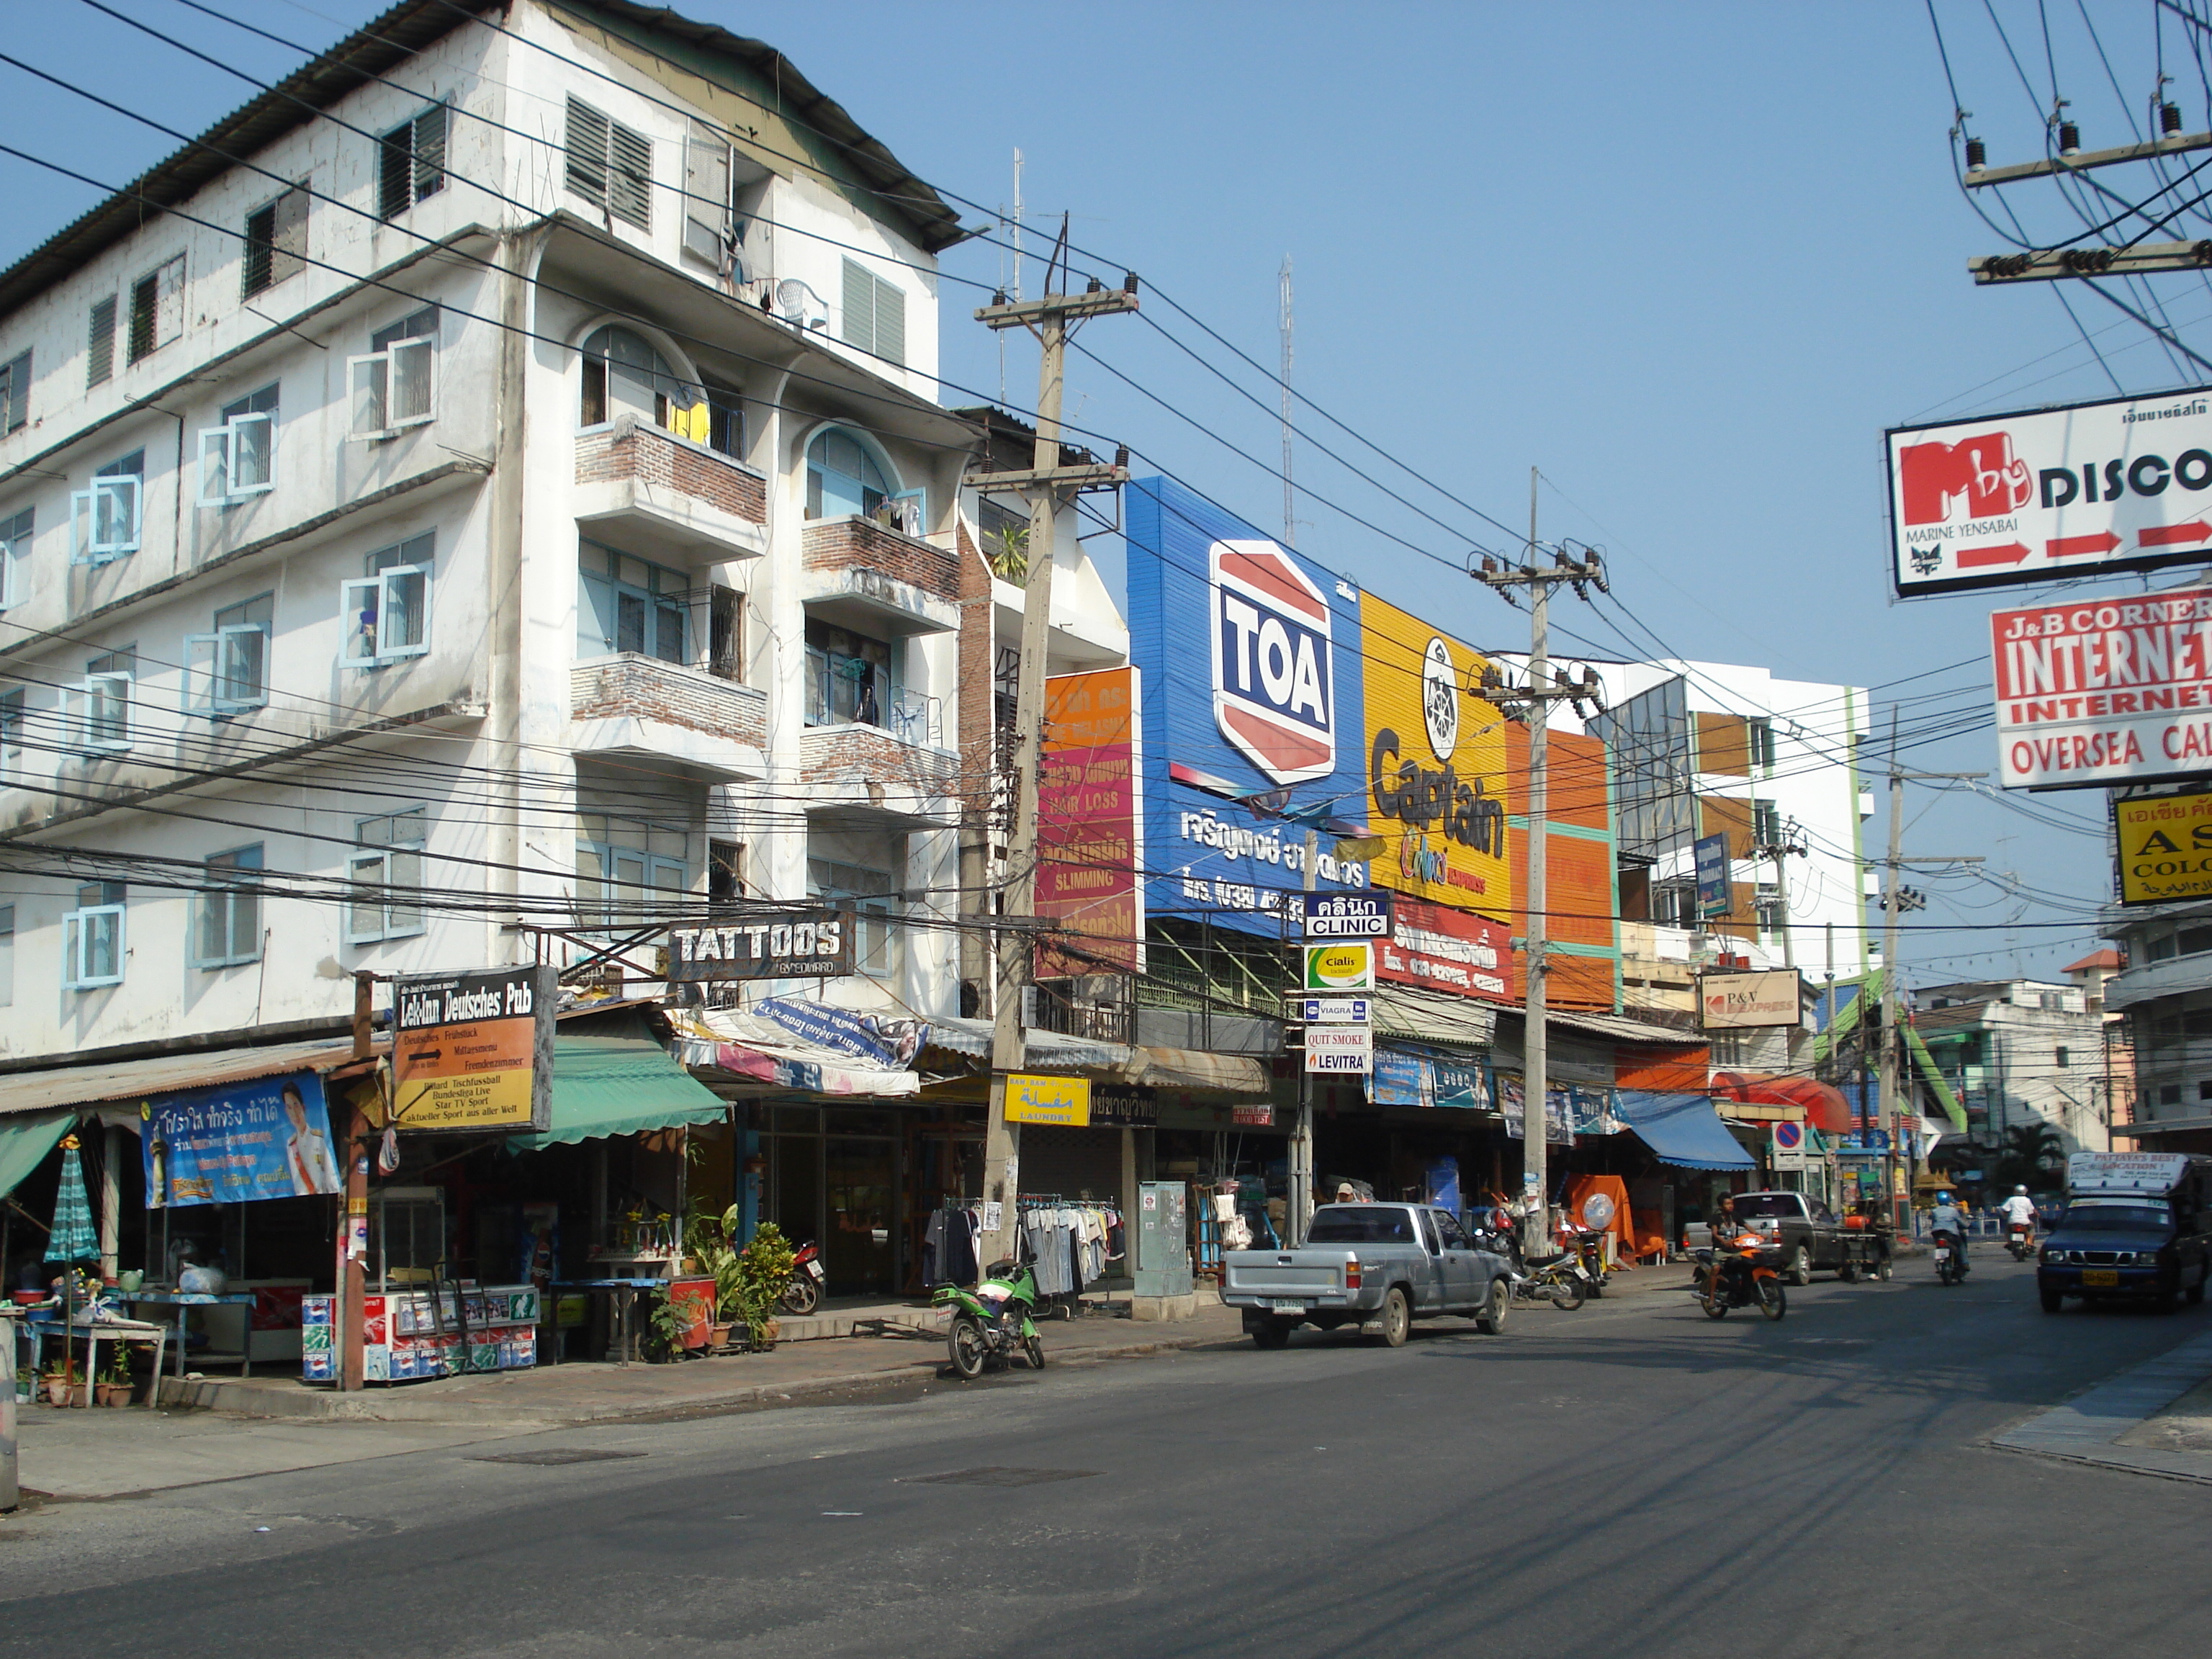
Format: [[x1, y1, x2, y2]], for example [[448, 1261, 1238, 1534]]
[[689, 1202, 742, 1349], [639, 1286, 688, 1363], [732, 1222, 795, 1352]]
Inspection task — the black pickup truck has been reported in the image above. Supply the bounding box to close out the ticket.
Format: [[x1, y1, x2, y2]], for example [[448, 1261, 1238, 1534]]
[[1724, 1192, 1861, 1285]]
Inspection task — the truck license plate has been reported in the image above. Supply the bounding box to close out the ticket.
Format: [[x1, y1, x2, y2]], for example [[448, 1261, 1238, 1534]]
[[2083, 1269, 2120, 1287], [1269, 1299, 1307, 1313]]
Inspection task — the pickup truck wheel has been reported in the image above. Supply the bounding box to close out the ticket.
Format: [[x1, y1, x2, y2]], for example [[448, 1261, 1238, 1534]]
[[1375, 1287, 1411, 1348], [1787, 1245, 1812, 1287], [1251, 1320, 1292, 1350], [1475, 1278, 1509, 1335]]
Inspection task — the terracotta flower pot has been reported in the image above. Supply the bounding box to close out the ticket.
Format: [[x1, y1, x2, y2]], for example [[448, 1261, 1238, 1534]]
[[45, 1378, 86, 1408], [96, 1381, 131, 1407], [751, 1318, 780, 1352]]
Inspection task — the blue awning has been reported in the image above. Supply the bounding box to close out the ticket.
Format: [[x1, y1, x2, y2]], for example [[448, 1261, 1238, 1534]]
[[1614, 1091, 1755, 1172]]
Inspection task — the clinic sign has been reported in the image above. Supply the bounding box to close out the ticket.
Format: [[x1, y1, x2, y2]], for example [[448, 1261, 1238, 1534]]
[[1990, 585, 2212, 788], [1890, 388, 2212, 597], [2115, 788, 2212, 904], [391, 965, 555, 1132]]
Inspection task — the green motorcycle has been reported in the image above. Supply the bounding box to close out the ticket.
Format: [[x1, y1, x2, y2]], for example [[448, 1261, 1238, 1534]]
[[934, 1259, 1046, 1380]]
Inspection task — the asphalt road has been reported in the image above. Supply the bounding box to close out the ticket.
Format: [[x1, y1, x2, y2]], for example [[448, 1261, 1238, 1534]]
[[2, 1256, 2206, 1657]]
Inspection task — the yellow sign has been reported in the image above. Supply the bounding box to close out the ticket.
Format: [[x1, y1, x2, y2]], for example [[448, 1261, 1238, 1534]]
[[2116, 789, 2212, 904], [1303, 942, 1375, 990], [1358, 592, 1511, 920], [1005, 1074, 1092, 1127]]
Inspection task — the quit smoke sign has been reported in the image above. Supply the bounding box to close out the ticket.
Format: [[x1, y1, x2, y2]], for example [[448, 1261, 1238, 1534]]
[[1889, 388, 2212, 597]]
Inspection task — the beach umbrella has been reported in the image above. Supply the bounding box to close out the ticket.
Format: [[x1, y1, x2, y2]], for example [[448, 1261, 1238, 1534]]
[[45, 1133, 98, 1401]]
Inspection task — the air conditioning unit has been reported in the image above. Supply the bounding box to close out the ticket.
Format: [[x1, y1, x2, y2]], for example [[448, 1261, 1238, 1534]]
[[774, 279, 829, 331]]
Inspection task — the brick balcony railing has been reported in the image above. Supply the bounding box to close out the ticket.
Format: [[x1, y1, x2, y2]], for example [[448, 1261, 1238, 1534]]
[[571, 655, 767, 750], [801, 516, 961, 601], [799, 719, 961, 797], [575, 421, 766, 523]]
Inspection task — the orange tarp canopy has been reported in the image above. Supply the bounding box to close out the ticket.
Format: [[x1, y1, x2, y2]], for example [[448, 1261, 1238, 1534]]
[[1709, 1071, 1851, 1134]]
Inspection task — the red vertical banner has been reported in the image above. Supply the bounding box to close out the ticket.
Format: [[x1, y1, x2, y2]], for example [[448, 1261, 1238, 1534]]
[[1038, 667, 1144, 975]]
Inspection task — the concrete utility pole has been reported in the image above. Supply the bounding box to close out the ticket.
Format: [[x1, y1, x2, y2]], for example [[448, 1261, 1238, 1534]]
[[1476, 473, 1605, 1254], [1750, 817, 1806, 971], [1874, 716, 1985, 1230], [1287, 825, 1319, 1247], [972, 225, 1136, 1269]]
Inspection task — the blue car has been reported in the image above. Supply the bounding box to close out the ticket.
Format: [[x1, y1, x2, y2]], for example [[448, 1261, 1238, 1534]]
[[2037, 1192, 2212, 1313]]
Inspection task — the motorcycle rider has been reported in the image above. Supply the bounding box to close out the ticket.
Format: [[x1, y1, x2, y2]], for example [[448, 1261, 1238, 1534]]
[[1999, 1184, 2037, 1246], [1929, 1190, 1969, 1269]]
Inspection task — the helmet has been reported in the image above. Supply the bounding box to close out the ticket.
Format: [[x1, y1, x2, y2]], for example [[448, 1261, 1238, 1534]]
[[1936, 1191, 1954, 1203], [2015, 1184, 2028, 1194]]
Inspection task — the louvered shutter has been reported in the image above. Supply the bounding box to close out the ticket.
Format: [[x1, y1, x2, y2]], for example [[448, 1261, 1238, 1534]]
[[841, 258, 875, 352], [565, 96, 610, 207], [608, 120, 652, 229], [873, 275, 904, 365], [413, 104, 447, 201]]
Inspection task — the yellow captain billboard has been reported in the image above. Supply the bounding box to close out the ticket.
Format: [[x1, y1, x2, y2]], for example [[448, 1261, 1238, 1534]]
[[1359, 592, 1511, 920]]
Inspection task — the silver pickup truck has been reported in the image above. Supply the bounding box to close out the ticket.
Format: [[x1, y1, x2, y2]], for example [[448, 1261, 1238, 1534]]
[[1221, 1202, 1514, 1348]]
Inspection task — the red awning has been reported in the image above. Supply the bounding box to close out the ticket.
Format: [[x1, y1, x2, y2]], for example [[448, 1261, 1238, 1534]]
[[1709, 1071, 1852, 1134]]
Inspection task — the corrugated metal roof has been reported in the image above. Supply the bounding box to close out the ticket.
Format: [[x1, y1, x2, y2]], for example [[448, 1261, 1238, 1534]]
[[0, 1037, 369, 1120]]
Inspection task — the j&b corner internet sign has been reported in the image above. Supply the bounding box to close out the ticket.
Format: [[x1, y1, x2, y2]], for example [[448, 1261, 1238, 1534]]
[[1989, 588, 2212, 789]]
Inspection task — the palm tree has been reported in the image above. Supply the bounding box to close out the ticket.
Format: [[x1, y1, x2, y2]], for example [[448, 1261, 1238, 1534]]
[[1997, 1121, 2064, 1190]]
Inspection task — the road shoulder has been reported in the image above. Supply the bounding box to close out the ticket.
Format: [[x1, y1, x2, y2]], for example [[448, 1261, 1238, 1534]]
[[1992, 1328, 2212, 1483]]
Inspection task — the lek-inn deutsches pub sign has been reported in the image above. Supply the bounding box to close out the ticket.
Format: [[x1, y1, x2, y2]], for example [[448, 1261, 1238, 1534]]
[[1124, 477, 1513, 942]]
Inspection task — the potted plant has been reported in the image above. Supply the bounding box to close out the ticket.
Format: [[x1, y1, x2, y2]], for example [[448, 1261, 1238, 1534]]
[[639, 1286, 688, 1364], [42, 1361, 84, 1408], [689, 1203, 743, 1351], [95, 1344, 132, 1406], [732, 1223, 795, 1352], [14, 1365, 34, 1404]]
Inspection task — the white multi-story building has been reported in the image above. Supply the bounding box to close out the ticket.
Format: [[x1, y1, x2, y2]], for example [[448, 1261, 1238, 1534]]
[[1532, 657, 1875, 1031], [0, 0, 1125, 1070]]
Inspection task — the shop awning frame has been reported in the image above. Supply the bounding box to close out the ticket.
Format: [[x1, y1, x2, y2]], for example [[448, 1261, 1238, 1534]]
[[1615, 1090, 1757, 1172], [505, 1035, 732, 1151]]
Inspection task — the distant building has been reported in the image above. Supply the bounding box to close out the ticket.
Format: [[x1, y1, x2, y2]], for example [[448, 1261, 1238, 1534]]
[[1913, 979, 2113, 1159], [2099, 889, 2212, 1153]]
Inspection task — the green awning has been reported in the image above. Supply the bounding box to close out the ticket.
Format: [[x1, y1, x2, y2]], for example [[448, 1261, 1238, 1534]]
[[505, 1036, 729, 1151], [0, 1111, 72, 1202], [1905, 1025, 1970, 1133]]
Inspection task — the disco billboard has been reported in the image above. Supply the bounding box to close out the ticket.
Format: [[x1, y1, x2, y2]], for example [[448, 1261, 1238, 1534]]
[[1889, 387, 2212, 598]]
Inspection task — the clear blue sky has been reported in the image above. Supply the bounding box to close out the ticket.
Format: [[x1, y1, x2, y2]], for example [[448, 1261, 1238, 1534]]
[[6, 0, 2193, 984]]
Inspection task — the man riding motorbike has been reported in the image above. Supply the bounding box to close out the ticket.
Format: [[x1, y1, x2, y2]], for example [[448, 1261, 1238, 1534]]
[[1999, 1184, 2036, 1258], [1929, 1190, 1969, 1275]]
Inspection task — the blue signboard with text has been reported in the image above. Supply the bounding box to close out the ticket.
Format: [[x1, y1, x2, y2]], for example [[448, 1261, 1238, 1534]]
[[1694, 832, 1732, 919]]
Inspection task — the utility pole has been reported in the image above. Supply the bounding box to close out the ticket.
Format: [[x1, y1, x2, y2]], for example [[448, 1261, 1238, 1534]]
[[1280, 254, 1295, 546], [1476, 474, 1606, 1254], [1874, 714, 1985, 1231], [1749, 817, 1806, 971], [1288, 824, 1318, 1248], [972, 224, 1137, 1269]]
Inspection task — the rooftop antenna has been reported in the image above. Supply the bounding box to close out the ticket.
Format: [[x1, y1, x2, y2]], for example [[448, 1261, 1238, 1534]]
[[1280, 253, 1295, 547], [1000, 148, 1024, 403]]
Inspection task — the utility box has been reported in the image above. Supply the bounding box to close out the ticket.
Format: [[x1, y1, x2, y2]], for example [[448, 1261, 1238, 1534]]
[[1133, 1181, 1192, 1300]]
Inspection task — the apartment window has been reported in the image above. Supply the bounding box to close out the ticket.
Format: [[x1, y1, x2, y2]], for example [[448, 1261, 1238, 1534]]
[[346, 807, 426, 943], [683, 120, 734, 269], [2180, 925, 2212, 956], [575, 812, 685, 932], [70, 449, 144, 565], [709, 584, 742, 680], [577, 541, 688, 664], [197, 384, 278, 506], [62, 881, 125, 990], [0, 688, 22, 760], [194, 845, 263, 968], [1748, 718, 1776, 770], [2150, 932, 2180, 963], [977, 496, 1029, 579], [0, 506, 30, 609], [578, 325, 701, 435], [86, 296, 116, 388], [804, 618, 899, 729], [806, 428, 916, 527], [127, 256, 185, 363], [341, 534, 433, 667], [378, 103, 447, 219], [2056, 1046, 2071, 1069], [809, 856, 899, 977], [1754, 885, 1786, 934], [184, 593, 272, 717], [349, 307, 437, 439], [839, 258, 905, 365], [1750, 799, 1781, 848], [0, 349, 28, 433], [61, 647, 133, 754], [0, 904, 13, 1007], [703, 379, 743, 459], [242, 184, 308, 297], [565, 96, 651, 230], [2039, 991, 2062, 1012], [2162, 1083, 2183, 1107], [708, 840, 742, 910], [2198, 1079, 2212, 1102]]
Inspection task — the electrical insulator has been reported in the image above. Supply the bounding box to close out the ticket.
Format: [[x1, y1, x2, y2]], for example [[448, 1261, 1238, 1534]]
[[1965, 136, 1987, 170], [2164, 102, 2185, 138], [2059, 120, 2080, 156]]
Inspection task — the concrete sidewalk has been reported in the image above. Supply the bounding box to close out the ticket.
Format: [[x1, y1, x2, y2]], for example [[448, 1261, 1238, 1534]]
[[1994, 1328, 2212, 1484]]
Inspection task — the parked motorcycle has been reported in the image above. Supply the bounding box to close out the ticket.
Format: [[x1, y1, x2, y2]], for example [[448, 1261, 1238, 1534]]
[[2006, 1222, 2035, 1263], [1933, 1228, 1969, 1286], [934, 1259, 1045, 1380], [779, 1239, 825, 1316], [1693, 1231, 1787, 1321], [1473, 1215, 1587, 1310]]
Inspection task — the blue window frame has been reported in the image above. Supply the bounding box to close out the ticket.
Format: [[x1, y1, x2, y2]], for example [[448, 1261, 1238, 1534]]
[[577, 540, 689, 665]]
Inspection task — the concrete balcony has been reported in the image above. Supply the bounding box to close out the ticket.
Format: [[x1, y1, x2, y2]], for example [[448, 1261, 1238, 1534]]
[[575, 416, 767, 561], [801, 516, 964, 635], [799, 714, 961, 825], [570, 653, 766, 781]]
